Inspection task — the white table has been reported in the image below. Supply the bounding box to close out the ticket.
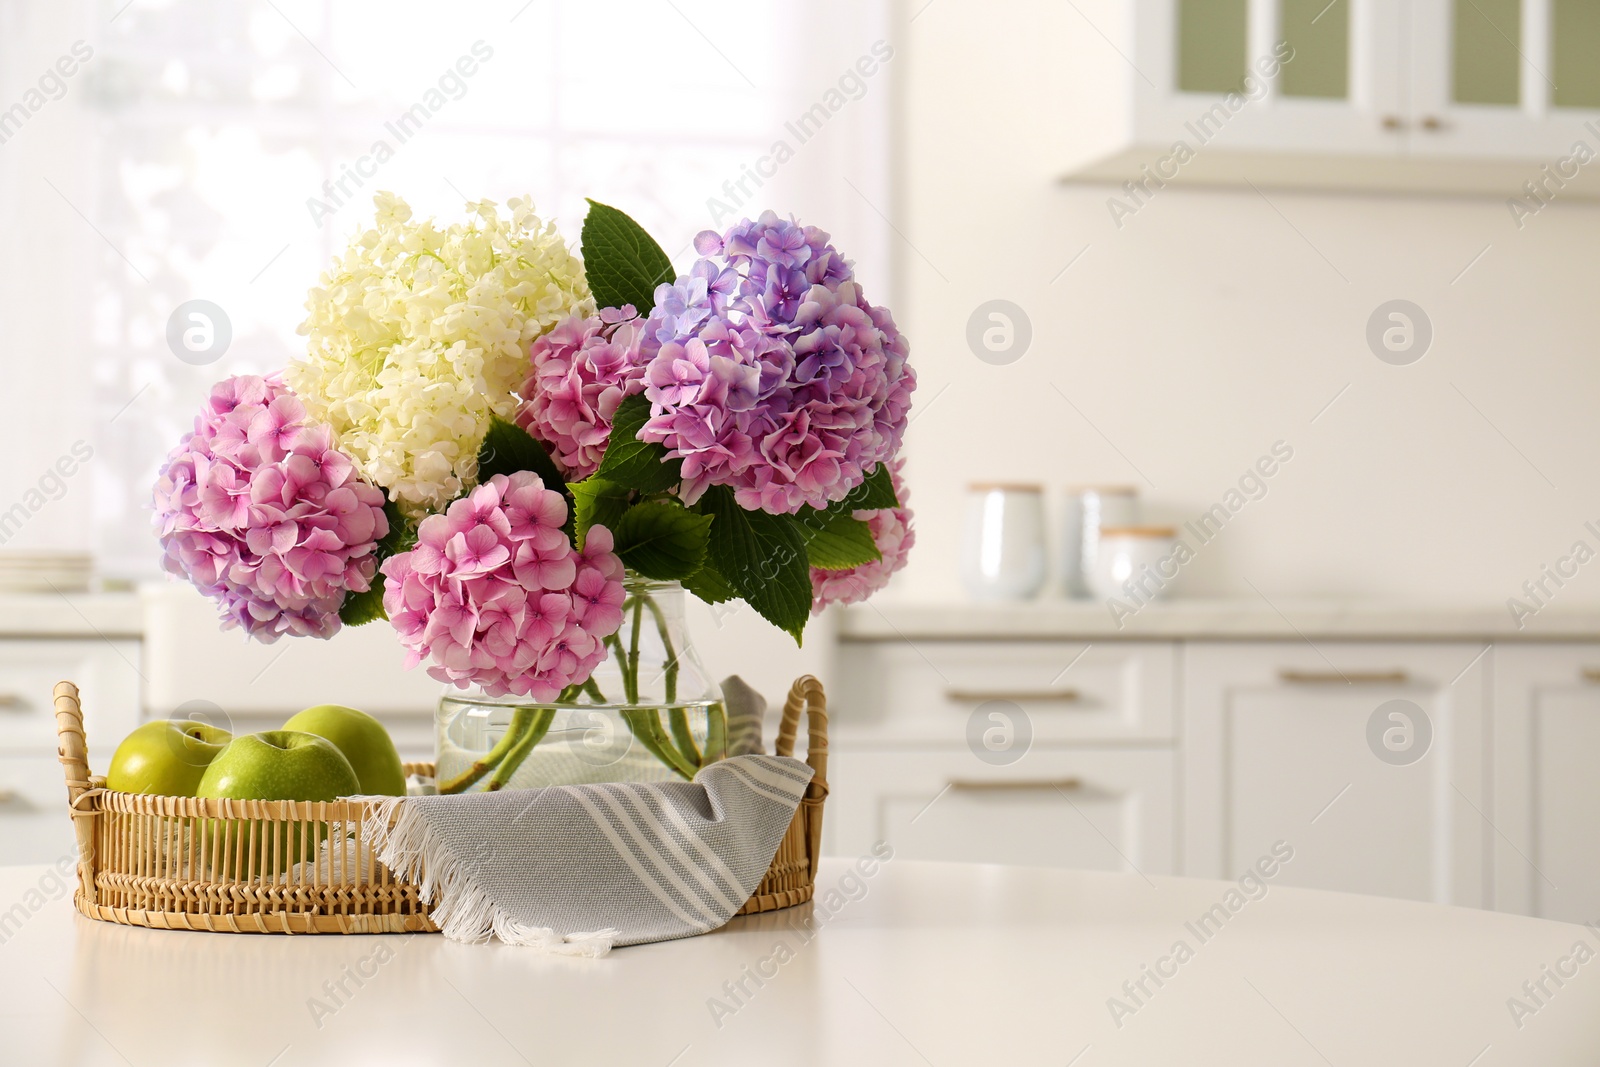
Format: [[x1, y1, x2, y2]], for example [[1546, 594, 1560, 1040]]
[[1, 858, 1596, 1065]]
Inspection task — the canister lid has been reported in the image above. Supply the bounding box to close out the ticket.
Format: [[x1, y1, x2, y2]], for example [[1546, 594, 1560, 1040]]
[[1098, 525, 1176, 538]]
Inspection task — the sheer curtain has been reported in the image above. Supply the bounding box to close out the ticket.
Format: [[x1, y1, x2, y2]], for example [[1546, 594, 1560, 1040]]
[[0, 0, 894, 576]]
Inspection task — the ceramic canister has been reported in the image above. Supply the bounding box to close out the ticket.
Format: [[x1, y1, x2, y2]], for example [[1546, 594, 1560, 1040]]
[[960, 483, 1047, 601], [1063, 486, 1138, 598], [1087, 525, 1179, 602]]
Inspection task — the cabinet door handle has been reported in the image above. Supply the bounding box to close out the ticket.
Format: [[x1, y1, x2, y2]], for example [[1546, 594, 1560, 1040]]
[[948, 777, 1083, 793], [1420, 115, 1446, 131], [1380, 114, 1407, 131], [0, 694, 26, 711], [1579, 669, 1600, 683], [1279, 670, 1408, 685], [0, 788, 18, 803], [946, 689, 1080, 704]]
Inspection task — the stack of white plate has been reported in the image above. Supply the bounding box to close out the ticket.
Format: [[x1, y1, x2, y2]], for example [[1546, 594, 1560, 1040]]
[[0, 550, 93, 593]]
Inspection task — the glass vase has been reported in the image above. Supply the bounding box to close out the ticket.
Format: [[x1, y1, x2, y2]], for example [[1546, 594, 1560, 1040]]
[[433, 577, 726, 793]]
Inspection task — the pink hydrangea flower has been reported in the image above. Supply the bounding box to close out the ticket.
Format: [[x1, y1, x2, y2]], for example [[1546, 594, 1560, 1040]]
[[515, 307, 648, 480], [637, 213, 916, 515], [153, 375, 389, 641], [810, 459, 914, 613], [380, 471, 625, 699]]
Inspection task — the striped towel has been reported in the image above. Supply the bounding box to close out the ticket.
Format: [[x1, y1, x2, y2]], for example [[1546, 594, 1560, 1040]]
[[358, 681, 811, 956], [721, 674, 770, 757]]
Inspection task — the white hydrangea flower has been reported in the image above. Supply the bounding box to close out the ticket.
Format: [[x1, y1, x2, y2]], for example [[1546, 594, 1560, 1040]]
[[289, 192, 593, 515]]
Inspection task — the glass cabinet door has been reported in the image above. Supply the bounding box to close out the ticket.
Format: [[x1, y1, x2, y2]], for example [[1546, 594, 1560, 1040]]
[[1279, 0, 1351, 100], [1152, 0, 1406, 156], [1451, 0, 1520, 106], [1142, 0, 1600, 170], [1550, 0, 1600, 109], [1409, 0, 1600, 158], [1176, 0, 1250, 93], [1176, 0, 1353, 99]]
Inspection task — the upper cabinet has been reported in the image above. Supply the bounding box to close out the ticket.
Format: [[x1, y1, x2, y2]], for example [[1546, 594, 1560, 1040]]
[[1060, 0, 1600, 194]]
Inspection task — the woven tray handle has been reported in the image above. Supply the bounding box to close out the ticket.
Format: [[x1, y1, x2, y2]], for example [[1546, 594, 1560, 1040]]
[[773, 675, 828, 800], [54, 681, 99, 905]]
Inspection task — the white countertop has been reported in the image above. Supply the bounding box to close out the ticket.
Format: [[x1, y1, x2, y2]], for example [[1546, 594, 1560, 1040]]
[[842, 598, 1600, 641], [2, 858, 1596, 1065], [0, 591, 141, 639]]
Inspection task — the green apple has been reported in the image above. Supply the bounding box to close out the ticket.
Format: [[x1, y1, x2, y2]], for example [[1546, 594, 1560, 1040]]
[[106, 719, 232, 796], [197, 731, 361, 877], [197, 730, 360, 802], [282, 704, 405, 796]]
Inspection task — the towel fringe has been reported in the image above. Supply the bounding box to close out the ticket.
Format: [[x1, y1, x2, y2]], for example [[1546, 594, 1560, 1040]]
[[356, 794, 617, 957]]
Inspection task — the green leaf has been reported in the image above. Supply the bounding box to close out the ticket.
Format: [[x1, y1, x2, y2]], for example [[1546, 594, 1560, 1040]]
[[694, 486, 812, 643], [378, 498, 417, 556], [797, 509, 881, 571], [840, 463, 900, 512], [339, 581, 388, 627], [611, 501, 714, 581], [339, 499, 415, 627], [597, 393, 682, 492], [581, 200, 675, 313], [569, 477, 631, 549], [683, 561, 738, 605], [477, 415, 567, 498]]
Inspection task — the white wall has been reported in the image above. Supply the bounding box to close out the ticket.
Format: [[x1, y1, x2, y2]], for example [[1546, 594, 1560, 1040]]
[[890, 0, 1600, 611], [0, 4, 95, 553]]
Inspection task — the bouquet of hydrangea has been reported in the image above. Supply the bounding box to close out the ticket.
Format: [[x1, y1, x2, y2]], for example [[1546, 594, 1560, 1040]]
[[154, 194, 915, 786]]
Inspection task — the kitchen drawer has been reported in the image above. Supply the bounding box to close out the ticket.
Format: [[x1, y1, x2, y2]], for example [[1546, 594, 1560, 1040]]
[[833, 640, 1175, 743], [0, 755, 78, 865], [0, 639, 140, 757], [827, 747, 1175, 875]]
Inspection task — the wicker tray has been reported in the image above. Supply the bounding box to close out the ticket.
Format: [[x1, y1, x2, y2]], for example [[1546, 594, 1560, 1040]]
[[54, 676, 828, 934]]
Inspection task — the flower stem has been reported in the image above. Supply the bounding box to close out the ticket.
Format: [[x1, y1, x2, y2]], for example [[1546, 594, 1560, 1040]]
[[640, 593, 699, 768], [441, 684, 581, 794], [440, 707, 533, 794], [701, 701, 727, 768], [486, 706, 558, 791], [641, 595, 680, 704], [621, 708, 697, 780], [626, 596, 644, 704], [667, 708, 700, 770]]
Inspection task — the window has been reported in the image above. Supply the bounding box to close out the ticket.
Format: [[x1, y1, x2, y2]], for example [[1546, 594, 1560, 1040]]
[[0, 0, 893, 575]]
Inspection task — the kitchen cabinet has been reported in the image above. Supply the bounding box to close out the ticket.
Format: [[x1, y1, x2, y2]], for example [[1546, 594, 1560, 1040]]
[[827, 747, 1176, 873], [1061, 0, 1600, 194], [1182, 642, 1489, 906], [833, 640, 1175, 744], [1492, 644, 1600, 924], [0, 638, 139, 758], [830, 605, 1556, 912], [0, 755, 84, 865], [828, 637, 1177, 872], [0, 637, 140, 865]]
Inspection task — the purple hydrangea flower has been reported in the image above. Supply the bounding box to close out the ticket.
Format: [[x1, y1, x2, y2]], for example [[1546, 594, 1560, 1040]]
[[153, 375, 390, 641], [637, 211, 915, 515]]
